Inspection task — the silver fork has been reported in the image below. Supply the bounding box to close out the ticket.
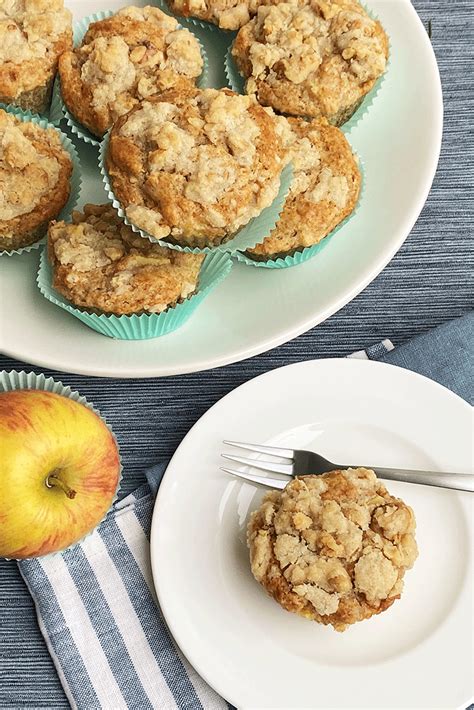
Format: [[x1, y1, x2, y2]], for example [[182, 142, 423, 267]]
[[221, 440, 474, 493]]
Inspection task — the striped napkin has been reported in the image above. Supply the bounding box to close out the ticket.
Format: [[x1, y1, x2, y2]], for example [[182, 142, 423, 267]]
[[19, 466, 228, 710]]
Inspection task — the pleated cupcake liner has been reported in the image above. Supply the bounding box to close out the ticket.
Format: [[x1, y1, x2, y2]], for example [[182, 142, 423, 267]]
[[224, 43, 245, 94], [0, 114, 82, 257], [99, 129, 293, 254], [234, 156, 365, 269], [224, 3, 390, 134], [37, 248, 233, 340], [0, 369, 123, 560], [55, 9, 209, 147]]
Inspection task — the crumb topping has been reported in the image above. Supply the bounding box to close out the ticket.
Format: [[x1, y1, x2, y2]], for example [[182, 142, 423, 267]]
[[107, 87, 284, 246], [248, 468, 417, 631], [232, 0, 388, 122], [0, 0, 71, 63], [168, 0, 263, 30], [59, 6, 202, 137], [0, 110, 67, 221], [48, 204, 204, 315]]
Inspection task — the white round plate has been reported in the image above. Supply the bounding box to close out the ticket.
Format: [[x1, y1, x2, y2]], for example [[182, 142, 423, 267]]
[[0, 0, 442, 377], [151, 359, 473, 709]]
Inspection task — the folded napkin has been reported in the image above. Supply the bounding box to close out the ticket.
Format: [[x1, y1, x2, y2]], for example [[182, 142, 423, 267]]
[[20, 469, 227, 710], [18, 313, 473, 710]]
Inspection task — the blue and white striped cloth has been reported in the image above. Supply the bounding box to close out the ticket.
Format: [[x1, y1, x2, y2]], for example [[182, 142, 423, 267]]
[[19, 466, 228, 710]]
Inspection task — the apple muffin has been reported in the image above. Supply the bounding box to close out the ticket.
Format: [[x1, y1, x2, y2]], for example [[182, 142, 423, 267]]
[[106, 86, 285, 248], [232, 0, 389, 125], [167, 0, 264, 31], [47, 203, 205, 315], [0, 109, 72, 251], [59, 6, 204, 139], [247, 115, 360, 260], [0, 0, 72, 114], [247, 468, 418, 631]]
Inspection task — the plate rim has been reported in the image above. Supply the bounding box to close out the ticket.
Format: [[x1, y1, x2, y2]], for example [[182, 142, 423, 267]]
[[150, 358, 472, 708], [0, 0, 443, 378]]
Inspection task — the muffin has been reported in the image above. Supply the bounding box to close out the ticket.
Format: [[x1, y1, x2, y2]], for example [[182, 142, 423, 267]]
[[59, 6, 204, 139], [47, 203, 205, 315], [247, 468, 418, 631], [167, 0, 263, 31], [0, 0, 72, 114], [232, 0, 389, 125], [247, 115, 360, 260], [0, 109, 73, 251], [105, 87, 285, 248]]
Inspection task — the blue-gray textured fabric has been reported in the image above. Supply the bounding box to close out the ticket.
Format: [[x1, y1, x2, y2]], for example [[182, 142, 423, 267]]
[[0, 0, 473, 707]]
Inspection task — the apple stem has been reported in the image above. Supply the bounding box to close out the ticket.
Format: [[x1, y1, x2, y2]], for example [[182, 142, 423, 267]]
[[46, 473, 76, 500]]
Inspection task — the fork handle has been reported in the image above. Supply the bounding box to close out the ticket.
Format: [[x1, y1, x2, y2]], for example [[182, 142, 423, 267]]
[[372, 467, 474, 493]]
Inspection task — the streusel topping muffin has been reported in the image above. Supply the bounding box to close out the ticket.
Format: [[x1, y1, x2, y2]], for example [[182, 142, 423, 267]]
[[48, 204, 204, 315], [59, 6, 203, 138], [0, 0, 72, 113], [248, 468, 418, 631], [167, 0, 262, 31], [106, 87, 285, 247], [248, 115, 360, 259], [0, 109, 72, 251], [232, 0, 389, 125]]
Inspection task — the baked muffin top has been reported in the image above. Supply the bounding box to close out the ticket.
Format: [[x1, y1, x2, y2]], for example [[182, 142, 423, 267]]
[[0, 109, 71, 230], [0, 0, 72, 97], [59, 6, 203, 137], [106, 87, 285, 247], [232, 0, 388, 124], [248, 115, 360, 258], [48, 203, 205, 315], [167, 0, 262, 31], [248, 468, 418, 631]]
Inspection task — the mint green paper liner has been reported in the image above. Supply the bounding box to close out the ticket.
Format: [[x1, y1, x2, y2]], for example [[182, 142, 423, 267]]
[[225, 3, 389, 133], [37, 249, 232, 340], [0, 369, 123, 559], [0, 114, 82, 257], [99, 129, 293, 254], [225, 43, 245, 94], [56, 9, 209, 147], [234, 157, 365, 269]]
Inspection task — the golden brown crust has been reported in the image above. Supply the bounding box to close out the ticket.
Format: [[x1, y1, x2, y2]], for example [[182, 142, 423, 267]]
[[0, 109, 72, 251], [47, 203, 205, 315], [59, 6, 203, 138], [167, 0, 271, 30], [0, 0, 72, 113], [106, 87, 285, 247], [247, 468, 418, 631], [232, 0, 389, 124], [248, 116, 360, 259]]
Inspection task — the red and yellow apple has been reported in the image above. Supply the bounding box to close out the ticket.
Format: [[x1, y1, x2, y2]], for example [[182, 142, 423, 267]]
[[0, 389, 120, 559]]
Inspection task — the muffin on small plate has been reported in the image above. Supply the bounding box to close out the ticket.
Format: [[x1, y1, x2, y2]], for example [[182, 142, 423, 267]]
[[167, 0, 261, 31], [248, 467, 418, 631], [47, 204, 205, 316], [104, 86, 285, 249], [232, 0, 389, 125], [59, 6, 204, 139], [0, 109, 73, 252], [246, 115, 361, 261], [0, 0, 72, 114]]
